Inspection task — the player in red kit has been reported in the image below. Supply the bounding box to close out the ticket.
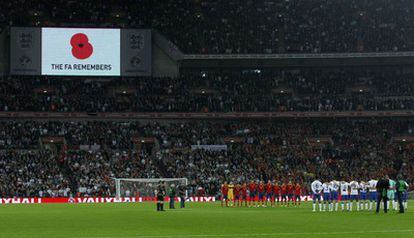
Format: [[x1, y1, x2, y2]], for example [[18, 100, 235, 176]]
[[265, 180, 273, 207], [286, 181, 295, 206], [273, 181, 280, 207], [248, 180, 257, 207], [234, 183, 241, 206], [280, 183, 287, 207], [294, 183, 302, 206], [241, 183, 248, 207], [258, 181, 265, 207], [221, 182, 229, 207]]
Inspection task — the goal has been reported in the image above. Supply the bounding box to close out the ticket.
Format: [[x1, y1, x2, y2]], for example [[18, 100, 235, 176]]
[[113, 178, 188, 199]]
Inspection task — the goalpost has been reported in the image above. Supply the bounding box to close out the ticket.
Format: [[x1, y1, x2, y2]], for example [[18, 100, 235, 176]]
[[113, 178, 188, 199]]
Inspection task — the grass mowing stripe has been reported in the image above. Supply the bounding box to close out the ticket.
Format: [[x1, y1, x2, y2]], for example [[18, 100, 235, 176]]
[[0, 201, 412, 238], [79, 229, 414, 238]]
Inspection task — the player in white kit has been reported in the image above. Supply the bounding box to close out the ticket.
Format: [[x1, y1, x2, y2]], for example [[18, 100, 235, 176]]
[[349, 181, 359, 211], [340, 181, 350, 211], [368, 179, 378, 211], [322, 182, 331, 212], [359, 181, 369, 210], [329, 180, 340, 211], [311, 179, 323, 212]]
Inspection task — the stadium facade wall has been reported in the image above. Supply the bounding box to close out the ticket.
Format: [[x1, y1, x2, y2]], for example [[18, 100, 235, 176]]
[[152, 31, 182, 77], [180, 52, 414, 68], [1, 111, 414, 120]]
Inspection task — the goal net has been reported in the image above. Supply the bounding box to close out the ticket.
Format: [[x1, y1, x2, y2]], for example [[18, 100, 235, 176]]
[[113, 178, 188, 199]]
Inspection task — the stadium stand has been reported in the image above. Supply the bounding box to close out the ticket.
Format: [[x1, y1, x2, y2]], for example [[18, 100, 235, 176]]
[[1, 120, 413, 197], [1, 0, 413, 200], [2, 68, 414, 112], [2, 0, 414, 53]]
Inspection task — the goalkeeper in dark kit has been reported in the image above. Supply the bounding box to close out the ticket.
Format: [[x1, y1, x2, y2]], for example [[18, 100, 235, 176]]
[[156, 181, 166, 211]]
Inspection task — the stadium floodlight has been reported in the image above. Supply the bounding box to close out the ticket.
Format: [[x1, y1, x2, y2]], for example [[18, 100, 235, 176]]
[[113, 178, 188, 200]]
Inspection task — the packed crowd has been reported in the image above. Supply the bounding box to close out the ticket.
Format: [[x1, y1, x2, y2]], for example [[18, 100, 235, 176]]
[[2, 68, 414, 113], [0, 119, 413, 197], [0, 150, 70, 197], [2, 0, 414, 53], [65, 150, 161, 196], [157, 120, 414, 195]]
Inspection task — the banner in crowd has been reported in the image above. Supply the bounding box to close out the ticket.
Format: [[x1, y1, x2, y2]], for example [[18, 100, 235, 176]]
[[191, 145, 228, 151], [79, 144, 101, 152], [0, 196, 216, 205]]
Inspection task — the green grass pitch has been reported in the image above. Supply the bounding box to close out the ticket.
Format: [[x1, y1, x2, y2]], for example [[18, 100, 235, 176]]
[[0, 201, 413, 238]]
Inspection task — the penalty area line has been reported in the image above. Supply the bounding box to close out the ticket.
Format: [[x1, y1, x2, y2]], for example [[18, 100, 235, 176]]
[[80, 229, 414, 238]]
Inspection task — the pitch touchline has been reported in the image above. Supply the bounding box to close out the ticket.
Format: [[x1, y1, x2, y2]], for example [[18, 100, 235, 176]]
[[81, 229, 414, 238]]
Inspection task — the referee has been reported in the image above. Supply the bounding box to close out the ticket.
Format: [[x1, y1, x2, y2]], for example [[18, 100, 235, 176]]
[[179, 185, 186, 208], [169, 184, 176, 209], [376, 175, 390, 213]]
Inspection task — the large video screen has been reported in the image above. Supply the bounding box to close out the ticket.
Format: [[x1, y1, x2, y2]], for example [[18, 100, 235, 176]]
[[10, 27, 152, 76], [41, 28, 121, 76]]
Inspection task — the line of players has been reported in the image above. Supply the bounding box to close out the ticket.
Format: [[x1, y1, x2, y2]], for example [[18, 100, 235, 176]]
[[311, 179, 409, 212], [221, 180, 302, 207]]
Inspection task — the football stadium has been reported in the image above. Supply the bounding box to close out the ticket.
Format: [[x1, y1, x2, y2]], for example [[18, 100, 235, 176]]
[[0, 0, 414, 237]]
